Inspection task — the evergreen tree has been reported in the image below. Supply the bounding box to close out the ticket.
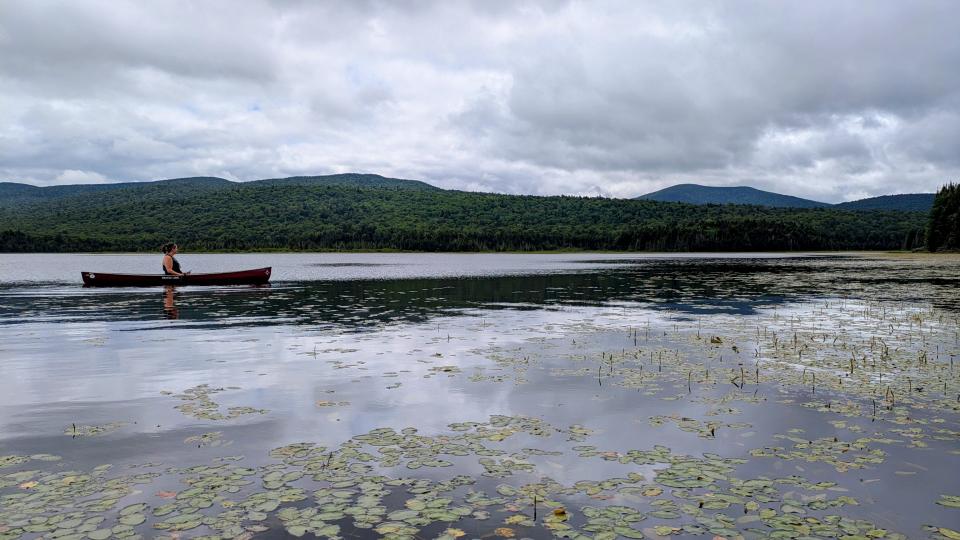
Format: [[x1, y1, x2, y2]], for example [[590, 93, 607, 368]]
[[926, 183, 959, 251]]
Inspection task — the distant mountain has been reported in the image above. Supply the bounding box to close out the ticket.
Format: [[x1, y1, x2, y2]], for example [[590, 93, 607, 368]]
[[834, 193, 936, 212], [637, 183, 935, 212], [0, 174, 439, 208], [0, 177, 232, 207], [637, 184, 829, 208]]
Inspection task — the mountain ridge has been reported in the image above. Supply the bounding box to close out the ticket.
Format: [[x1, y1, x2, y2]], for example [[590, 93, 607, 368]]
[[0, 173, 438, 208], [637, 184, 828, 208], [1, 176, 934, 212], [834, 193, 936, 212], [637, 183, 935, 212]]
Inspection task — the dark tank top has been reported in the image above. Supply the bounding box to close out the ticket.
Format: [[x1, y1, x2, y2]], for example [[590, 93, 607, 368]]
[[163, 256, 182, 275]]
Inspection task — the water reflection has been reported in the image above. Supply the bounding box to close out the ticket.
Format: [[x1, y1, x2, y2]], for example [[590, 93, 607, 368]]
[[163, 286, 178, 319], [1, 256, 958, 329], [0, 254, 958, 539]]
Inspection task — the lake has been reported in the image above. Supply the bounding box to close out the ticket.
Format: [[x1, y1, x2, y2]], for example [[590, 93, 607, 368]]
[[0, 253, 958, 540]]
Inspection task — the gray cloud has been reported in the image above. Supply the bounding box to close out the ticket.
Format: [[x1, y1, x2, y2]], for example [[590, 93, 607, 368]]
[[0, 0, 957, 201]]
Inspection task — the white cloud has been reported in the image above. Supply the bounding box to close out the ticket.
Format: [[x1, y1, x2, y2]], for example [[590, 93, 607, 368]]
[[0, 0, 958, 201], [54, 169, 110, 185]]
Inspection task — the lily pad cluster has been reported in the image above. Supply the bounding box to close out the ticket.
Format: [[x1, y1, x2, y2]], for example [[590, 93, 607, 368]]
[[0, 408, 930, 540], [648, 414, 750, 439], [170, 385, 267, 421], [749, 434, 887, 473], [64, 423, 128, 438], [184, 431, 228, 448], [0, 460, 160, 540]]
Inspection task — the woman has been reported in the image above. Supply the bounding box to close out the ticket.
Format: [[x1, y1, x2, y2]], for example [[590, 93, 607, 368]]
[[161, 242, 190, 276]]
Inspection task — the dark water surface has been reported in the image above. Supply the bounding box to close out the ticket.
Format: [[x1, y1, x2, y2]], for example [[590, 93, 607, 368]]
[[0, 253, 958, 540]]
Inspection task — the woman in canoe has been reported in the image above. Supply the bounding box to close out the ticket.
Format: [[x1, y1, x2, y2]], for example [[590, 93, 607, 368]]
[[161, 242, 190, 276]]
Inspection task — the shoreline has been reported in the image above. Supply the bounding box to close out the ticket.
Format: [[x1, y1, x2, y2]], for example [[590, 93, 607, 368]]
[[1, 249, 951, 256]]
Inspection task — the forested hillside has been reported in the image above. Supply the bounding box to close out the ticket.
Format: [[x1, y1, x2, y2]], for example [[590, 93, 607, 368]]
[[0, 173, 434, 208], [0, 182, 928, 252]]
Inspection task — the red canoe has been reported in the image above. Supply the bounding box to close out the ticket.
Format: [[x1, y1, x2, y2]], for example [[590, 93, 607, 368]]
[[81, 267, 271, 287]]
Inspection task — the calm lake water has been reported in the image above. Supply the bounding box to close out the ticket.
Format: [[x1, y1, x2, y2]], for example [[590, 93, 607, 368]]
[[0, 253, 958, 540]]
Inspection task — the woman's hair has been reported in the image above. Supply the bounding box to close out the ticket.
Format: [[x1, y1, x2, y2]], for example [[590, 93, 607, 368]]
[[160, 242, 177, 254]]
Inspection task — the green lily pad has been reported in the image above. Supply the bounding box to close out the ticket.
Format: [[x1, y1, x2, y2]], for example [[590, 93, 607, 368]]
[[118, 514, 145, 527], [938, 495, 960, 509]]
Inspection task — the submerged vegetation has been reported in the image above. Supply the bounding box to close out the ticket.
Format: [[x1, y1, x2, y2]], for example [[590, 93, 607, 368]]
[[0, 182, 929, 252]]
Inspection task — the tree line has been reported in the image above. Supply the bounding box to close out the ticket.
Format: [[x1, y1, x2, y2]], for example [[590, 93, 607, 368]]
[[926, 183, 959, 251], [0, 183, 931, 252]]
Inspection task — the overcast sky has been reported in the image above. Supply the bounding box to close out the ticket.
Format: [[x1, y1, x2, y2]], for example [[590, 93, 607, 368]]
[[1, 1, 957, 202]]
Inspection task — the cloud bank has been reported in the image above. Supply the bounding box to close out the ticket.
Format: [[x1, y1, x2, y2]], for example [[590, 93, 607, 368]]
[[1, 0, 958, 201]]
